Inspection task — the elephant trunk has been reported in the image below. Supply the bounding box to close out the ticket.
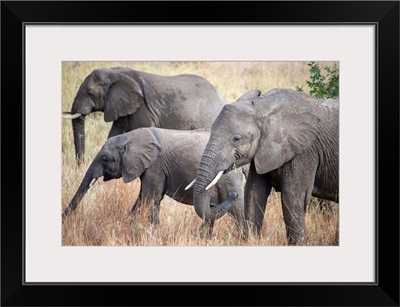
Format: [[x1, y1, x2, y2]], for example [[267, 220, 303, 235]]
[[72, 116, 86, 165], [62, 156, 103, 218], [193, 147, 236, 222]]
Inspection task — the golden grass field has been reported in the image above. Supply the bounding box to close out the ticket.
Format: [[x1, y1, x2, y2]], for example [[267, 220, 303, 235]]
[[62, 61, 339, 246]]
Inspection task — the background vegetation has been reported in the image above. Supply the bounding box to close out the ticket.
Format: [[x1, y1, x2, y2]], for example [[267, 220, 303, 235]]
[[296, 61, 339, 98], [62, 61, 339, 246]]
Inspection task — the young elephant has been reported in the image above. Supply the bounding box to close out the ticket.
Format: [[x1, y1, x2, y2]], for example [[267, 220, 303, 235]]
[[63, 128, 245, 237], [193, 88, 339, 245]]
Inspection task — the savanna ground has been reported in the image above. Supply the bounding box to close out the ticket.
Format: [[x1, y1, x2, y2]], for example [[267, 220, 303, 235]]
[[62, 61, 339, 246]]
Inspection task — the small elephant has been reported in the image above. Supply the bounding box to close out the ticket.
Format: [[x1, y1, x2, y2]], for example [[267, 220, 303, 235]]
[[62, 67, 227, 165], [193, 88, 339, 245], [63, 127, 245, 237]]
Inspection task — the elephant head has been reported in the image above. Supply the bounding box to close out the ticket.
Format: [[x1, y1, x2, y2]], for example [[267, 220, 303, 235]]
[[193, 88, 321, 221], [63, 68, 144, 165], [62, 128, 160, 217]]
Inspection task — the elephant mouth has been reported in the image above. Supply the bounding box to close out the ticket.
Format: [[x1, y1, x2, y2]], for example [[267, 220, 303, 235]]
[[225, 160, 243, 173], [185, 159, 244, 191], [103, 172, 121, 181], [224, 165, 236, 173], [223, 152, 246, 173], [203, 163, 242, 191]]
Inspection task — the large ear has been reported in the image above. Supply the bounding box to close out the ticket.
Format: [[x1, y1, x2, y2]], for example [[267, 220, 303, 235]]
[[236, 89, 261, 101], [121, 129, 161, 183], [254, 103, 320, 174], [104, 73, 144, 122]]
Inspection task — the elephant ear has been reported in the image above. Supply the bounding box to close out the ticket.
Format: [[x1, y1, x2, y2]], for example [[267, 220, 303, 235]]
[[104, 73, 144, 122], [236, 89, 261, 101], [254, 103, 320, 174], [121, 129, 161, 183]]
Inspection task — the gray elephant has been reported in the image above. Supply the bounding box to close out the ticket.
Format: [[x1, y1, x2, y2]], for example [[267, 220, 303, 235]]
[[191, 88, 339, 245], [63, 67, 227, 165], [63, 127, 245, 237]]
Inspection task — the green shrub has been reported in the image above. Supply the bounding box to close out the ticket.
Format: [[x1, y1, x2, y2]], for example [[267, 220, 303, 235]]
[[295, 62, 339, 99]]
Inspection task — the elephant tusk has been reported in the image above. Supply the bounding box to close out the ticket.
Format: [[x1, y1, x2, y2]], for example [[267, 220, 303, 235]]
[[205, 171, 224, 191], [62, 113, 82, 119], [89, 178, 98, 188], [185, 179, 196, 190]]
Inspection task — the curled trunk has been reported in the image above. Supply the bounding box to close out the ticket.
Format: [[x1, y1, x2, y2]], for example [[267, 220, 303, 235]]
[[193, 150, 236, 221], [72, 116, 86, 165]]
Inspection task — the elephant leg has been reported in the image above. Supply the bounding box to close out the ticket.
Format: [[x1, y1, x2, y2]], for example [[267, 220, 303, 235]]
[[140, 172, 165, 226], [107, 121, 125, 139], [281, 193, 309, 246], [213, 174, 246, 239], [131, 195, 144, 214], [244, 161, 272, 237], [131, 183, 143, 214], [280, 169, 315, 245], [149, 196, 163, 226], [228, 193, 246, 239]]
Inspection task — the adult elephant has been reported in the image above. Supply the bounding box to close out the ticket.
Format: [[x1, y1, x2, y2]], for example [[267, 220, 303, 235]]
[[191, 88, 339, 245], [63, 127, 246, 238], [63, 67, 227, 165]]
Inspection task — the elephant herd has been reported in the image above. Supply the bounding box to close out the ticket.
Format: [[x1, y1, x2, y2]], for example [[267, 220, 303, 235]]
[[62, 67, 339, 246]]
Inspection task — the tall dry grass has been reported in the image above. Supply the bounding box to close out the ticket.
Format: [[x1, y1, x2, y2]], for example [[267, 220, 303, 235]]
[[62, 61, 339, 246]]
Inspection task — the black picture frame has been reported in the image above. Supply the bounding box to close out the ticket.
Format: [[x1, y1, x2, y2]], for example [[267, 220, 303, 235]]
[[2, 1, 399, 306]]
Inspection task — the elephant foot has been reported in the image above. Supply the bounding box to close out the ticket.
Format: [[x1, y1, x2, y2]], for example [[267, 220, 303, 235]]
[[237, 227, 248, 242], [130, 204, 140, 215], [287, 235, 307, 246], [150, 216, 160, 226], [286, 227, 308, 246], [149, 223, 156, 234], [243, 220, 261, 239]]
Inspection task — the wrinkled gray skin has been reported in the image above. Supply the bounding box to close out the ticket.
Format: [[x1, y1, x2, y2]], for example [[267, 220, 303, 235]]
[[63, 127, 246, 237], [194, 88, 339, 245], [67, 67, 226, 165]]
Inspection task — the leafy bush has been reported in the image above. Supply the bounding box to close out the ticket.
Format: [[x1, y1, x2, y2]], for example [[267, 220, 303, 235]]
[[295, 62, 339, 98]]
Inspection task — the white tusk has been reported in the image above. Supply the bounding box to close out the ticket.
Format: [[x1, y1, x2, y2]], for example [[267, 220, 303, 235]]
[[89, 178, 98, 188], [62, 113, 82, 119], [185, 179, 196, 190], [205, 171, 224, 191]]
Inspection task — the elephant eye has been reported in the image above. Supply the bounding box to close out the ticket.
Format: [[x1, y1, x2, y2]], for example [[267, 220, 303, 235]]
[[232, 135, 241, 142], [102, 155, 107, 163]]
